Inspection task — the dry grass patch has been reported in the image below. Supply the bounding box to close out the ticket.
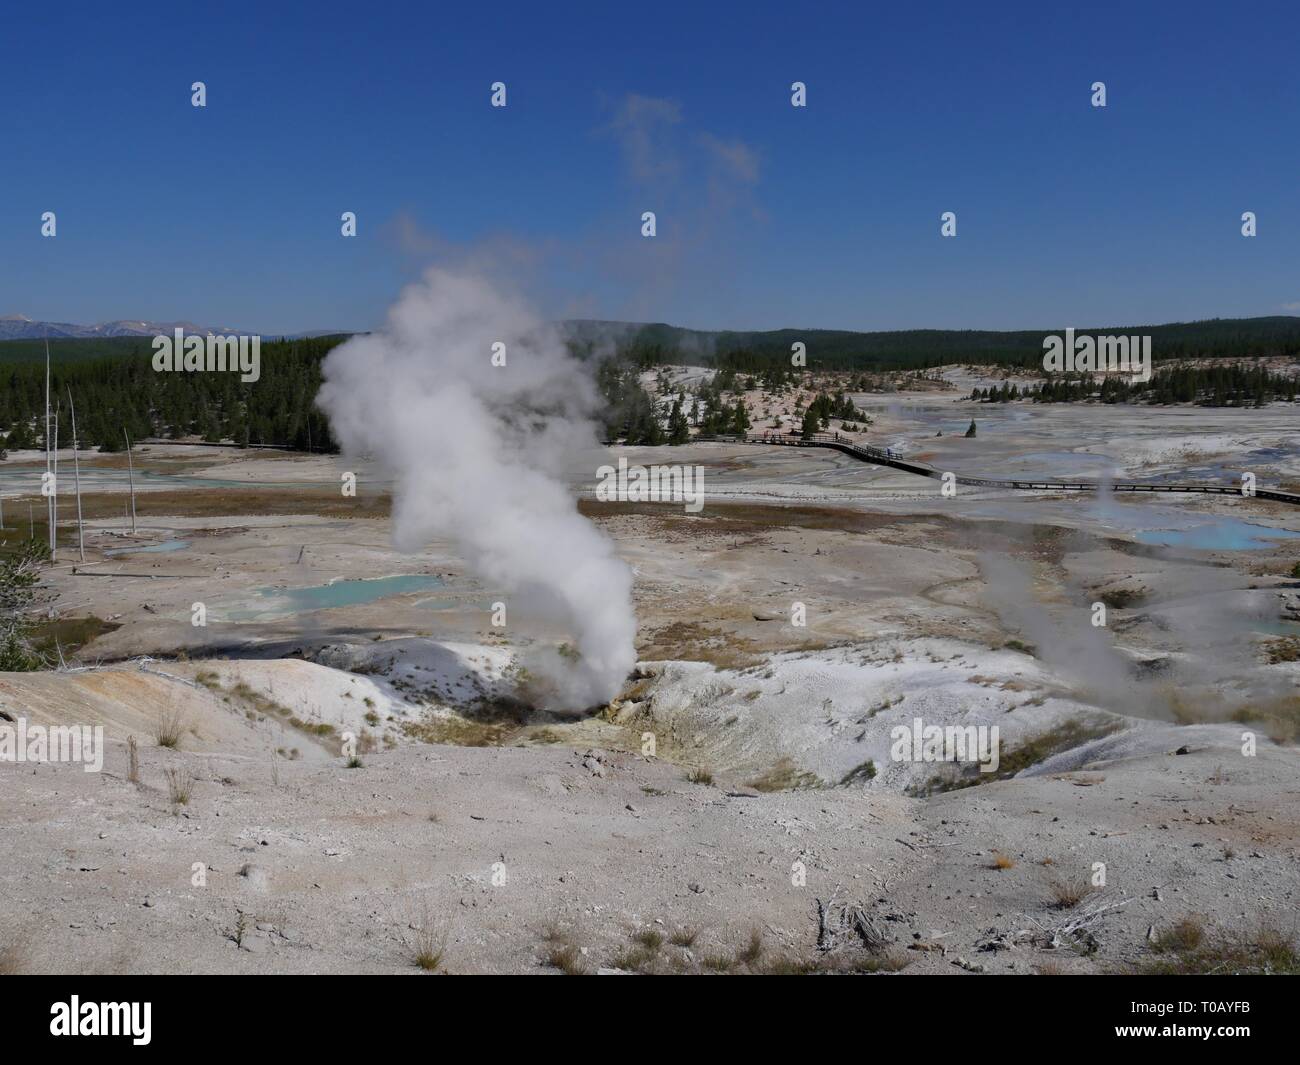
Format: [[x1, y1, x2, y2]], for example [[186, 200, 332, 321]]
[[632, 928, 664, 952], [669, 926, 700, 948], [610, 944, 657, 972], [758, 945, 911, 975], [402, 696, 535, 748], [1230, 694, 1300, 744], [539, 921, 588, 974], [1048, 873, 1098, 910], [1263, 637, 1300, 664], [0, 938, 29, 974], [545, 943, 586, 975], [640, 619, 768, 670], [64, 487, 391, 522], [1151, 915, 1205, 954], [747, 757, 823, 793], [1139, 923, 1298, 975], [735, 928, 765, 966], [989, 850, 1016, 870]]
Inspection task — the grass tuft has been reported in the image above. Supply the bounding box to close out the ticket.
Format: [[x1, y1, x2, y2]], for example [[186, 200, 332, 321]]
[[632, 928, 664, 952], [163, 766, 194, 805], [669, 926, 700, 948], [545, 943, 586, 975], [409, 914, 446, 972], [1048, 873, 1097, 909], [1139, 923, 1298, 975], [154, 705, 187, 749]]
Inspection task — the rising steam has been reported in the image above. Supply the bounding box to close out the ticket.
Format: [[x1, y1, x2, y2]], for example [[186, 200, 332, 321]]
[[317, 268, 636, 709]]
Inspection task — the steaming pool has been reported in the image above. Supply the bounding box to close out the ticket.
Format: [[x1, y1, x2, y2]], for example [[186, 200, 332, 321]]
[[1133, 518, 1300, 551], [212, 575, 451, 622], [104, 539, 191, 557]]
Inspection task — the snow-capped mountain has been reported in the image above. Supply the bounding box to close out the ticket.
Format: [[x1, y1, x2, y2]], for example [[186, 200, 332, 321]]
[[0, 314, 245, 340]]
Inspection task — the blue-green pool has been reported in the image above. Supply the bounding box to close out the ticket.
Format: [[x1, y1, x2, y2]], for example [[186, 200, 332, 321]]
[[1135, 518, 1300, 551], [220, 574, 447, 621]]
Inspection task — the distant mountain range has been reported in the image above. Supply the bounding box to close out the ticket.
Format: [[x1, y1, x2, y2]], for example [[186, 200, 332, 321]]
[[0, 314, 245, 340], [6, 313, 1300, 368], [0, 315, 343, 341]]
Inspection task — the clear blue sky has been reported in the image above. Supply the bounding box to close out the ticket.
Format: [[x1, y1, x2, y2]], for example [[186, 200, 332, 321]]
[[4, 0, 1297, 334]]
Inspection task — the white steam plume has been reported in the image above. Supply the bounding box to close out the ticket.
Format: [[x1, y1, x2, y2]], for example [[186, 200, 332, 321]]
[[317, 267, 636, 709]]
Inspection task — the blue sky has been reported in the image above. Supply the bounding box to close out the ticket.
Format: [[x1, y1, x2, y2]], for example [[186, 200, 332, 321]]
[[3, 0, 1298, 334]]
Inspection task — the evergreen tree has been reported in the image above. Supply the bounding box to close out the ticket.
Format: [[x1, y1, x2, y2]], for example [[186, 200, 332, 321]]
[[667, 399, 689, 444], [801, 407, 820, 438], [731, 401, 750, 434]]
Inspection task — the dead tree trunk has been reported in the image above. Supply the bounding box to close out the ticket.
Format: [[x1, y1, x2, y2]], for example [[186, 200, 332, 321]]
[[68, 388, 85, 561], [123, 428, 138, 535]]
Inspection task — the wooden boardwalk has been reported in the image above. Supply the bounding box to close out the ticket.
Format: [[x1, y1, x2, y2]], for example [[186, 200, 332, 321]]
[[737, 433, 1300, 508]]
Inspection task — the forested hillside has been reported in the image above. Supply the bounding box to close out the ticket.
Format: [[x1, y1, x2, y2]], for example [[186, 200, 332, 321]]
[[972, 361, 1299, 406], [567, 316, 1300, 372], [1, 316, 1297, 455], [0, 336, 344, 453]]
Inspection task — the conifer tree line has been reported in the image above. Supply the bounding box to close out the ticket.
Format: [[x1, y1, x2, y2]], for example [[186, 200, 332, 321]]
[[1, 324, 1295, 456], [565, 317, 1300, 372], [969, 362, 1297, 407], [0, 336, 343, 453]]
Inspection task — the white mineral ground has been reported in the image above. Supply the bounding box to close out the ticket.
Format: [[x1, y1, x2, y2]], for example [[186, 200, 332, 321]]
[[1, 366, 1297, 973]]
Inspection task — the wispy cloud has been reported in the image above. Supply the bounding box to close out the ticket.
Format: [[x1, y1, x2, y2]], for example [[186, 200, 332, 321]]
[[604, 93, 683, 185], [698, 132, 760, 185]]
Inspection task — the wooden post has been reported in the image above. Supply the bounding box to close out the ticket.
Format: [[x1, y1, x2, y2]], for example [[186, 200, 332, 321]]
[[52, 411, 59, 560], [123, 428, 137, 535], [68, 388, 85, 562], [45, 339, 53, 554]]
